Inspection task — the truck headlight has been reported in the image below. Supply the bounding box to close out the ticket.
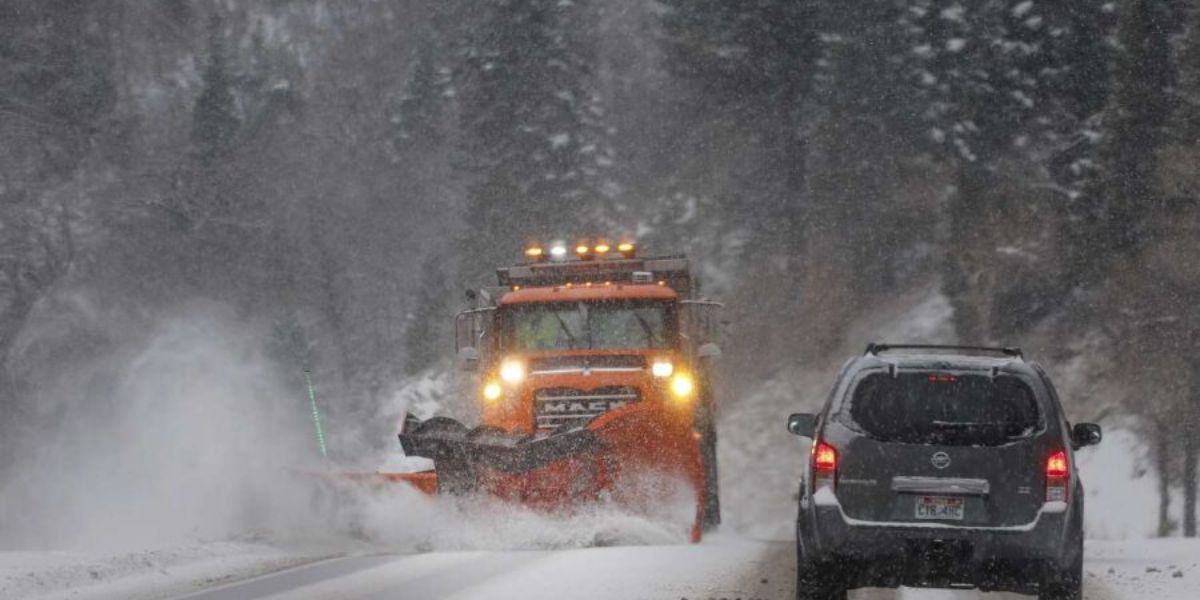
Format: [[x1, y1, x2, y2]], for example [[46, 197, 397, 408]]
[[651, 360, 674, 378], [499, 357, 526, 384], [670, 372, 695, 399], [482, 381, 503, 402]]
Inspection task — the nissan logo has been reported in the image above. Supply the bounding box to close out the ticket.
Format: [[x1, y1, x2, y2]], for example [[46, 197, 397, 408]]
[[931, 451, 952, 470]]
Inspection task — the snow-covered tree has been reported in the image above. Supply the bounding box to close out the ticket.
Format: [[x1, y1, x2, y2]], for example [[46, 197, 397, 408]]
[[191, 15, 241, 164], [456, 0, 617, 279]]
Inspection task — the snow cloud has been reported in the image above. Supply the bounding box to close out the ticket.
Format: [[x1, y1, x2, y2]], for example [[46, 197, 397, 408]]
[[0, 312, 321, 551]]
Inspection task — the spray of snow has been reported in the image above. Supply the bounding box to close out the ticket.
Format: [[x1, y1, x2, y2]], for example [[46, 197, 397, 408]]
[[0, 313, 325, 551], [0, 310, 692, 556], [330, 479, 696, 552]]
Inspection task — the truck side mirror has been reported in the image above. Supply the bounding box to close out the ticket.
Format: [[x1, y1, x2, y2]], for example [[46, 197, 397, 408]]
[[457, 347, 480, 372], [697, 342, 722, 360], [787, 413, 817, 438], [1072, 422, 1102, 448]]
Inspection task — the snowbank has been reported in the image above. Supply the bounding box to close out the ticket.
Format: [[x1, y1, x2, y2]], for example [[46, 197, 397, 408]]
[[1084, 538, 1200, 599]]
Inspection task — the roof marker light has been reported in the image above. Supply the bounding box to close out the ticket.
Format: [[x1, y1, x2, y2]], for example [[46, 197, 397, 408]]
[[549, 244, 568, 258]]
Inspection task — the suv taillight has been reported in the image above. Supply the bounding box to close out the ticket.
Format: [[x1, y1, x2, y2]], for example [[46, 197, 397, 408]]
[[812, 440, 838, 492], [1045, 450, 1069, 502]]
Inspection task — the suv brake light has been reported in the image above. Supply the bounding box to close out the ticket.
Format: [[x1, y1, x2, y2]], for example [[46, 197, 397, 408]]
[[812, 440, 838, 492], [1045, 450, 1069, 502]]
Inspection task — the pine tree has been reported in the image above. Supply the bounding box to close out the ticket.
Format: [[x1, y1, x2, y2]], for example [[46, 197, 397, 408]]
[[658, 1, 827, 360], [456, 0, 616, 280], [0, 0, 115, 449], [191, 14, 241, 163], [391, 32, 447, 152], [903, 0, 1083, 341], [1047, 2, 1118, 283], [659, 0, 820, 242], [403, 253, 453, 375], [1100, 0, 1177, 253], [808, 0, 923, 296], [1178, 0, 1200, 540], [906, 0, 1055, 167]]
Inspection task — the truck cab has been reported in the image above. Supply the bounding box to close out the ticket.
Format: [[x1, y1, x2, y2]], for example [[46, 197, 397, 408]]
[[453, 241, 723, 527]]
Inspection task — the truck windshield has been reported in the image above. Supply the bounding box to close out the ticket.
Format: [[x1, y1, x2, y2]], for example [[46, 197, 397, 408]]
[[504, 300, 672, 351]]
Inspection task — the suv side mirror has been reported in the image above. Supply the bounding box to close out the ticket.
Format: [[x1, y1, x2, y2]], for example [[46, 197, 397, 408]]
[[788, 413, 817, 438], [697, 342, 722, 360], [1072, 422, 1102, 448], [457, 347, 480, 372]]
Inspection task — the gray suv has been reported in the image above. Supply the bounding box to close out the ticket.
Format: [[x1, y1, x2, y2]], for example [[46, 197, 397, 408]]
[[788, 344, 1102, 600]]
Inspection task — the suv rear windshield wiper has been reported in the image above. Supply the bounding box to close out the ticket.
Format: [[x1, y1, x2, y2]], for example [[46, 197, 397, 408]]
[[931, 421, 1002, 427], [931, 421, 1027, 438]]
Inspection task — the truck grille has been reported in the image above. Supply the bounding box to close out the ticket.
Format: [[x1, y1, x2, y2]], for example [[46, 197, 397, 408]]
[[533, 386, 641, 431]]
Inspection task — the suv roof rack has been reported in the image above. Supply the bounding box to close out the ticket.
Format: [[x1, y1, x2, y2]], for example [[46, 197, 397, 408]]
[[864, 343, 1024, 360]]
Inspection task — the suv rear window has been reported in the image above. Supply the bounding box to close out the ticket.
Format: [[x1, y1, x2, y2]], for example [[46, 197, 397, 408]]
[[841, 372, 1041, 446]]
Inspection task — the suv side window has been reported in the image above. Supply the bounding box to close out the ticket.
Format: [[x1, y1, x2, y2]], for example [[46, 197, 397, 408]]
[[1032, 363, 1071, 436]]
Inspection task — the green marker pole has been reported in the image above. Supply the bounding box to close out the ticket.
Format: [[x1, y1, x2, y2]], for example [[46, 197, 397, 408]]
[[304, 369, 328, 458]]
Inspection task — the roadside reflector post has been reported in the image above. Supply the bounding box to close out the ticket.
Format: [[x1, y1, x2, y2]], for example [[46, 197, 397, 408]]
[[304, 369, 329, 459]]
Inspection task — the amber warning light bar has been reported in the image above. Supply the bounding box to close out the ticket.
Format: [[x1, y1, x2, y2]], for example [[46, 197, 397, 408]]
[[525, 238, 636, 262]]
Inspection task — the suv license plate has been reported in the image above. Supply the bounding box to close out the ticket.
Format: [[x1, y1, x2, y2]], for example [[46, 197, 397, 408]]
[[915, 495, 964, 520]]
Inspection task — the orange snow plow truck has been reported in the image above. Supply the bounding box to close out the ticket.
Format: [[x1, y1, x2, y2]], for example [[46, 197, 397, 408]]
[[397, 240, 722, 540]]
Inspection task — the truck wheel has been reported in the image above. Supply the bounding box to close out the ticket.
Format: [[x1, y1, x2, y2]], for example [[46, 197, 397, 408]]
[[796, 559, 848, 600], [700, 424, 721, 530], [1037, 563, 1081, 600], [1039, 521, 1083, 600]]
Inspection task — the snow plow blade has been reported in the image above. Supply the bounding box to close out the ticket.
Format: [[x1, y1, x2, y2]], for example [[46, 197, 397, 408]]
[[397, 403, 706, 541], [399, 416, 603, 474]]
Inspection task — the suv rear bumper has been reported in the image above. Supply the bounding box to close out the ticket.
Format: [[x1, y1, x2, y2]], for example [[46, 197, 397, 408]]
[[798, 495, 1079, 590]]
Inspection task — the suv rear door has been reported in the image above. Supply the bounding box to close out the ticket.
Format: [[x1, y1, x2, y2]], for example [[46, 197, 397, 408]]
[[828, 370, 1051, 527]]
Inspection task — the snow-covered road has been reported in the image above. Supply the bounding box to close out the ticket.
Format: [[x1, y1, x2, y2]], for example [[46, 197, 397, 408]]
[[17, 538, 1167, 600], [174, 537, 793, 600], [3, 537, 1196, 599]]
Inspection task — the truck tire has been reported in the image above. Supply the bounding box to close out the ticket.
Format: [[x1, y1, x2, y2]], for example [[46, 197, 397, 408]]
[[1038, 558, 1082, 600], [1039, 537, 1083, 599], [1040, 504, 1083, 600], [796, 559, 848, 600]]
